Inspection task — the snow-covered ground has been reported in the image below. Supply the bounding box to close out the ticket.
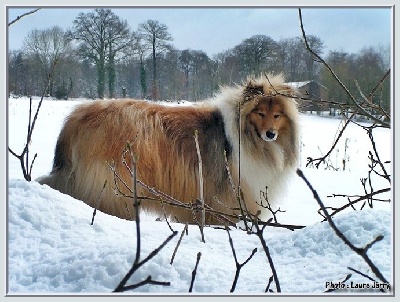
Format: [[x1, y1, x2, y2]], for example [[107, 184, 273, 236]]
[[5, 97, 393, 295]]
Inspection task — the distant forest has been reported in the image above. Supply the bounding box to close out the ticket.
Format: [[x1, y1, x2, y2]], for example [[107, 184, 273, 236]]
[[8, 9, 390, 114]]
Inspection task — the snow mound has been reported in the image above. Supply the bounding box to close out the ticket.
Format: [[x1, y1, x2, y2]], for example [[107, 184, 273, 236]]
[[8, 179, 392, 294]]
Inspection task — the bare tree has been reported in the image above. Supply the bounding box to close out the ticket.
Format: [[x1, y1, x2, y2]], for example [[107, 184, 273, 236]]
[[130, 32, 150, 98], [8, 50, 29, 96], [137, 19, 173, 100], [179, 49, 192, 100], [213, 50, 241, 85], [188, 50, 214, 100], [23, 26, 73, 96], [105, 14, 134, 98], [178, 49, 214, 100], [69, 9, 132, 99], [233, 35, 278, 76]]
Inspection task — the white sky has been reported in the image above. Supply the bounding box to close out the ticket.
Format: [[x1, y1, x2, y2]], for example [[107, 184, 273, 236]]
[[7, 7, 392, 58]]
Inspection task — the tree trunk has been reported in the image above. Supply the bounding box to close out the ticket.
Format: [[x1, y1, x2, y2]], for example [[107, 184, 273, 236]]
[[108, 55, 116, 99], [97, 57, 105, 99], [151, 34, 158, 100], [140, 55, 147, 99]]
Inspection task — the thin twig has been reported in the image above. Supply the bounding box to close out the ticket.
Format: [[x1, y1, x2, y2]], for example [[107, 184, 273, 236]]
[[109, 150, 306, 230], [226, 226, 258, 292], [116, 275, 170, 292], [8, 59, 58, 181], [306, 116, 353, 168], [257, 187, 286, 223], [265, 275, 274, 292], [323, 187, 390, 220], [194, 130, 205, 232], [347, 267, 388, 293], [127, 144, 142, 265], [170, 224, 188, 265], [8, 8, 41, 26], [189, 252, 202, 292], [354, 79, 391, 122], [252, 222, 281, 292], [113, 144, 178, 293], [90, 180, 108, 225], [113, 230, 177, 292], [365, 127, 391, 183]]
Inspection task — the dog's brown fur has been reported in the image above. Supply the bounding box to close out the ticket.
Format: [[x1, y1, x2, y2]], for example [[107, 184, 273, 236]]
[[38, 74, 300, 224]]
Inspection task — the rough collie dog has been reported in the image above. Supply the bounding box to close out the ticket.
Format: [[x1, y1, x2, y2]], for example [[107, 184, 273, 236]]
[[37, 74, 299, 225]]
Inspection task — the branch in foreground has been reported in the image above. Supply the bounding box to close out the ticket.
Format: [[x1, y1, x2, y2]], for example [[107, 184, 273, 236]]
[[8, 8, 41, 26], [226, 226, 257, 292], [325, 187, 390, 220], [265, 275, 274, 292], [90, 180, 107, 225], [296, 168, 389, 285], [252, 221, 281, 293], [347, 267, 388, 293], [117, 275, 170, 292], [113, 230, 177, 292], [170, 224, 188, 265], [305, 116, 352, 169], [113, 144, 178, 292], [365, 127, 391, 183], [110, 155, 306, 231], [189, 252, 202, 292], [9, 59, 58, 181]]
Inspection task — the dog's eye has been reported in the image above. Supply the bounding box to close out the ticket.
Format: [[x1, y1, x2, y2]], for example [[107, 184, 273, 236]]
[[274, 114, 281, 119], [258, 112, 265, 117]]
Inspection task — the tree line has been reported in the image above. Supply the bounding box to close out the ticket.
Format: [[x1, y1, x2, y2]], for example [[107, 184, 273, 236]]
[[8, 8, 390, 114]]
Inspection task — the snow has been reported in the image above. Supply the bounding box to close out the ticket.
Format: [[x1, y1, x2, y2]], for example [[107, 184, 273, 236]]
[[5, 97, 393, 295], [287, 80, 312, 88]]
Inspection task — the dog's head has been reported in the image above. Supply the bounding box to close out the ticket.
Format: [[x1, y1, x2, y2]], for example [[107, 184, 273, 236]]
[[241, 74, 299, 143]]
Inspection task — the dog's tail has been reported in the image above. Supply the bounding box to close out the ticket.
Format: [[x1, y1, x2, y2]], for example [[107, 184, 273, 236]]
[[36, 172, 62, 190], [36, 137, 72, 193]]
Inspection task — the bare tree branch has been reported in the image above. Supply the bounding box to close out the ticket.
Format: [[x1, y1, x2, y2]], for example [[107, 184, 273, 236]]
[[90, 180, 107, 225], [265, 275, 274, 292], [8, 8, 41, 26], [189, 252, 202, 292], [113, 144, 178, 293], [170, 224, 188, 265], [252, 221, 281, 293], [347, 267, 388, 293], [113, 225, 177, 292], [116, 275, 170, 292], [8, 59, 58, 181], [226, 226, 257, 292], [324, 187, 390, 219]]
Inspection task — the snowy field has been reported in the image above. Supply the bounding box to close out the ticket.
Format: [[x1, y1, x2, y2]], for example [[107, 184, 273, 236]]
[[6, 97, 393, 296]]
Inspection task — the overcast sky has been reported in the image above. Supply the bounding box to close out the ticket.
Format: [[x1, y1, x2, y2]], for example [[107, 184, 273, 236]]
[[7, 7, 392, 58]]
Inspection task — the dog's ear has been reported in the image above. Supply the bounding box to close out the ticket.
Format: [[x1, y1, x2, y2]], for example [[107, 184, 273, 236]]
[[243, 80, 264, 102]]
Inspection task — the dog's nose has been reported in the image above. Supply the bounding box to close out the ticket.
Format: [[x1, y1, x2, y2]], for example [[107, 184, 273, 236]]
[[266, 130, 276, 140]]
